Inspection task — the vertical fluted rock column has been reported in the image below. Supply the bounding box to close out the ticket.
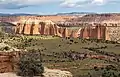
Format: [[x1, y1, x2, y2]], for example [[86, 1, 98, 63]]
[[58, 27, 63, 34], [74, 30, 80, 38], [88, 26, 92, 39], [15, 23, 24, 34], [91, 28, 96, 39], [105, 27, 110, 40], [49, 24, 54, 35], [81, 27, 89, 39], [96, 25, 101, 39], [80, 28, 83, 38], [22, 23, 31, 34], [100, 25, 105, 39], [49, 24, 58, 36], [19, 23, 24, 34], [76, 28, 80, 38], [54, 24, 59, 35], [30, 22, 40, 35], [40, 22, 46, 35], [44, 25, 50, 35], [52, 25, 56, 35], [45, 26, 50, 35], [57, 27, 63, 37], [62, 28, 69, 37], [70, 31, 75, 38]]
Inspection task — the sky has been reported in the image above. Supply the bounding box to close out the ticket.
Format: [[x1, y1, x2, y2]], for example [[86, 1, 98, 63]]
[[0, 0, 120, 14]]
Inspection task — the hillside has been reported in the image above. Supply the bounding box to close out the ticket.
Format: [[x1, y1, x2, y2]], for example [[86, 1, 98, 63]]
[[67, 13, 120, 24]]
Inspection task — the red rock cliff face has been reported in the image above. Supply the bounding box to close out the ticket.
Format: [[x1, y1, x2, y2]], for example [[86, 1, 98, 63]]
[[80, 25, 110, 40], [15, 21, 81, 38], [15, 21, 110, 40], [16, 22, 40, 35]]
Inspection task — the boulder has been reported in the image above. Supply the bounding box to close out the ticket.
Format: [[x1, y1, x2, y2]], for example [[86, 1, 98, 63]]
[[43, 67, 73, 77]]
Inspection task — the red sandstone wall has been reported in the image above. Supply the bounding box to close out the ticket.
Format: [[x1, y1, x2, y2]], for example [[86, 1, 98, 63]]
[[80, 25, 109, 40], [15, 20, 110, 40]]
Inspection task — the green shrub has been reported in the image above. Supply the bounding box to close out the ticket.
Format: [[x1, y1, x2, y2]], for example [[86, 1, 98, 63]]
[[17, 49, 44, 77]]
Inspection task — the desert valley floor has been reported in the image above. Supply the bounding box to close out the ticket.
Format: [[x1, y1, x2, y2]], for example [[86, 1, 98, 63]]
[[0, 34, 120, 77]]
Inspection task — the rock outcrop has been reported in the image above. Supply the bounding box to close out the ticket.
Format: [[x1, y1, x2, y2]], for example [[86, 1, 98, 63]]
[[0, 51, 20, 73], [43, 67, 73, 77]]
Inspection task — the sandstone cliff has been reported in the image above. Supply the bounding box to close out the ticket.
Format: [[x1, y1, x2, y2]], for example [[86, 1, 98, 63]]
[[80, 25, 110, 40], [15, 20, 81, 38], [15, 20, 110, 40]]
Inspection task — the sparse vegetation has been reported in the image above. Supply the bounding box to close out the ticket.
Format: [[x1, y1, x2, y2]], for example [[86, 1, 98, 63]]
[[1, 34, 120, 77], [17, 49, 44, 77]]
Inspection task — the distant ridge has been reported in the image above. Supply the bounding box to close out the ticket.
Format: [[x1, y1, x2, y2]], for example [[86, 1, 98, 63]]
[[0, 12, 97, 16], [56, 12, 97, 15], [2, 12, 119, 16], [0, 13, 39, 16]]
